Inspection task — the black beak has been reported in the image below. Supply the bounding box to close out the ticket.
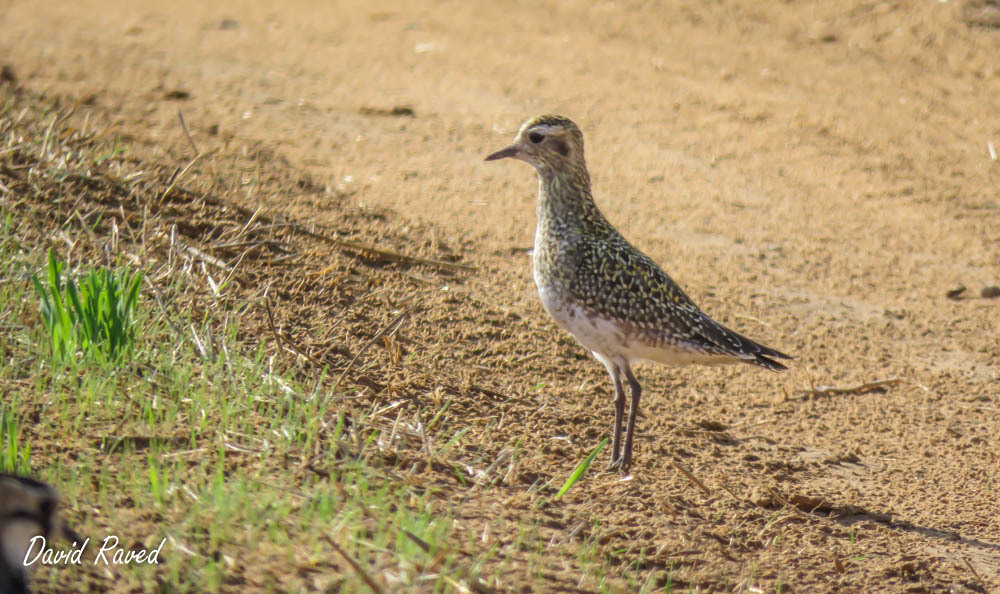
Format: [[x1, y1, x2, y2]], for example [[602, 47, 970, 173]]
[[484, 146, 519, 161]]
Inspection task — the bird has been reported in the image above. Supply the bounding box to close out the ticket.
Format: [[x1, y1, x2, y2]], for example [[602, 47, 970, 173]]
[[485, 114, 791, 472], [0, 474, 62, 594]]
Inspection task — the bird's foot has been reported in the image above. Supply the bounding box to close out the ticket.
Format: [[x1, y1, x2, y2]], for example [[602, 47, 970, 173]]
[[607, 455, 632, 474]]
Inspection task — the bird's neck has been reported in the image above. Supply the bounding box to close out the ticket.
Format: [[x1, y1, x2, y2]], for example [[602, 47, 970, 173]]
[[535, 164, 611, 235]]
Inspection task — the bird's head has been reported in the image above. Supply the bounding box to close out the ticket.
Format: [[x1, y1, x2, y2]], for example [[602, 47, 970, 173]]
[[485, 115, 586, 173]]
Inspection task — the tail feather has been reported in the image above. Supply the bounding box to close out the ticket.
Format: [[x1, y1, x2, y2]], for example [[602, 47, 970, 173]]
[[753, 352, 789, 372], [726, 328, 792, 372], [745, 336, 792, 372]]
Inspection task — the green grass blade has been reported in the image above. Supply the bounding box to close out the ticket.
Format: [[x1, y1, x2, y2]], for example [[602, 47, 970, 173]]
[[556, 437, 608, 500], [66, 277, 84, 330], [46, 247, 61, 295], [30, 274, 51, 328]]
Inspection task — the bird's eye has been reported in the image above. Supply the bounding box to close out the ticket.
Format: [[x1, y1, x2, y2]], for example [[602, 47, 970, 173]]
[[528, 132, 544, 144]]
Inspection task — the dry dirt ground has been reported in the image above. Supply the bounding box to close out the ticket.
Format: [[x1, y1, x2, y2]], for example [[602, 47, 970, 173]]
[[3, 0, 1000, 591]]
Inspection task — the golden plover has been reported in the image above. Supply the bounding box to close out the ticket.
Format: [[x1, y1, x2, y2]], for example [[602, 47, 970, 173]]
[[485, 115, 791, 471]]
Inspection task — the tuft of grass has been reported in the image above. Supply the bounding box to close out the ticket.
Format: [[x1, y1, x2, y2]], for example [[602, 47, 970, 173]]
[[31, 247, 143, 365], [556, 437, 609, 500]]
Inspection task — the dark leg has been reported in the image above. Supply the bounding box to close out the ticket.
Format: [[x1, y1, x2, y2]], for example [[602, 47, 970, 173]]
[[609, 365, 626, 468], [621, 364, 642, 471]]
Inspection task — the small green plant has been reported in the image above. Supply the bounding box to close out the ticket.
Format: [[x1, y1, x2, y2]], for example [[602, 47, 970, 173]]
[[556, 437, 608, 499], [32, 248, 143, 365], [848, 525, 870, 562], [148, 453, 167, 506], [0, 402, 31, 475]]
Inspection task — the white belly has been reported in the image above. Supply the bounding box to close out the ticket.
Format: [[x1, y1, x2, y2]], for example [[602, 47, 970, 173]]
[[536, 283, 628, 356]]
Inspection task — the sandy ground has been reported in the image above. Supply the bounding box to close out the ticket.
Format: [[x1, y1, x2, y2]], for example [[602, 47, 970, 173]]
[[3, 0, 1000, 591]]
